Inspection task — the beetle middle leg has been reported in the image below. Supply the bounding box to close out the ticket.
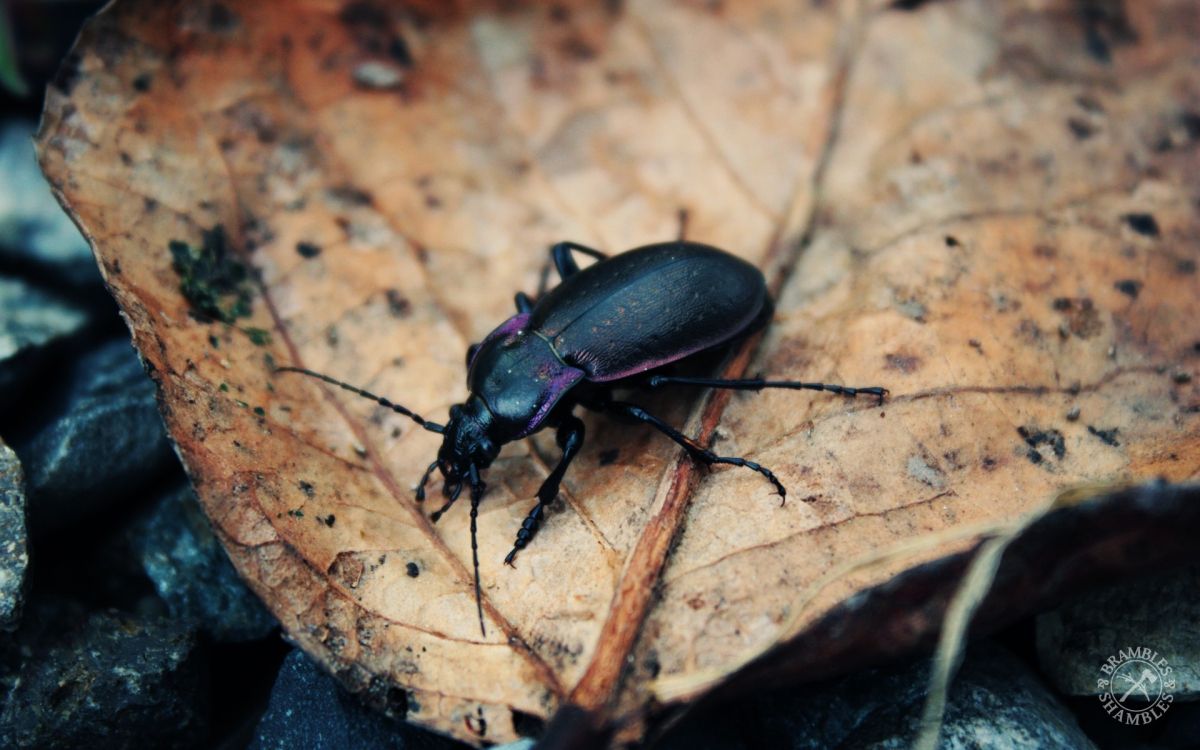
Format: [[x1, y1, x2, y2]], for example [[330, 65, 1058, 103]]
[[605, 400, 787, 500], [505, 415, 585, 565], [647, 375, 888, 406], [516, 242, 610, 312]]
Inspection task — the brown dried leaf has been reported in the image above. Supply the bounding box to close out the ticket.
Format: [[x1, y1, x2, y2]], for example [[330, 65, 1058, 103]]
[[37, 0, 1200, 745]]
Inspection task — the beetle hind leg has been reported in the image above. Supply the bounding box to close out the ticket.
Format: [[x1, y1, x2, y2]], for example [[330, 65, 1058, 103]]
[[607, 400, 788, 501]]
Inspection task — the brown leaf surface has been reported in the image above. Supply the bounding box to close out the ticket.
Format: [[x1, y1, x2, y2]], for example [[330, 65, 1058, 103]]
[[37, 0, 1200, 744]]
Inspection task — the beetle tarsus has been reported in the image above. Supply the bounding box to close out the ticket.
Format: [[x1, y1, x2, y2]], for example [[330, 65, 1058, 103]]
[[607, 400, 789, 500], [429, 482, 462, 523], [415, 459, 439, 502]]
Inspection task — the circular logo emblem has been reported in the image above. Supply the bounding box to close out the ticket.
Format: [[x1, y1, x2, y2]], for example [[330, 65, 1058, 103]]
[[1097, 646, 1175, 725]]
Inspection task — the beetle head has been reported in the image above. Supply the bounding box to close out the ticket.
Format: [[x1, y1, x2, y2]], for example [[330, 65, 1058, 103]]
[[437, 396, 500, 487]]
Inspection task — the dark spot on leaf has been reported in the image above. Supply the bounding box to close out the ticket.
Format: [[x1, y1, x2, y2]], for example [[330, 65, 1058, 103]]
[[1177, 259, 1196, 275], [143, 197, 158, 212], [465, 709, 487, 737], [599, 448, 619, 466], [299, 481, 315, 497], [385, 289, 411, 317], [1067, 117, 1097, 139], [388, 37, 414, 67], [1087, 425, 1121, 447], [1051, 297, 1102, 339], [1122, 213, 1160, 237], [889, 0, 940, 9], [885, 353, 921, 373], [1026, 449, 1044, 465], [132, 73, 152, 92], [1066, 406, 1081, 421], [406, 562, 419, 578], [209, 3, 238, 31], [1114, 279, 1142, 298], [560, 36, 597, 60], [325, 185, 374, 206], [944, 235, 960, 247], [1172, 371, 1191, 384], [339, 1, 387, 27], [1018, 426, 1066, 460], [253, 406, 265, 416], [296, 241, 321, 258], [981, 456, 998, 471], [1079, 0, 1137, 63], [323, 514, 336, 527]]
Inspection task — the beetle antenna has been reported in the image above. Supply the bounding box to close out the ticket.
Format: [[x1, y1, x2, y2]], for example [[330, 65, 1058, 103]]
[[468, 464, 486, 637], [275, 366, 445, 433]]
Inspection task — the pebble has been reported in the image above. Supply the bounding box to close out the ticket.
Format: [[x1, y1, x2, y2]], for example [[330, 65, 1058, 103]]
[[0, 274, 87, 410], [0, 439, 28, 630], [250, 648, 465, 750], [132, 483, 277, 642], [0, 600, 207, 749], [17, 337, 174, 531]]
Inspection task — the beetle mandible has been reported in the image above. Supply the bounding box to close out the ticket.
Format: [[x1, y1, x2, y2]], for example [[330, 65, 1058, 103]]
[[278, 241, 887, 635]]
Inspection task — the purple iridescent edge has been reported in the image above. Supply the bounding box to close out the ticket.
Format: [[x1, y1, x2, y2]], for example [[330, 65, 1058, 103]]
[[515, 364, 585, 438], [467, 312, 531, 369]]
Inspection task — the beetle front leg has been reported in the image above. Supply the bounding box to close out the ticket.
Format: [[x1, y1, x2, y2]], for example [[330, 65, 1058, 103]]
[[606, 400, 788, 500], [505, 415, 586, 565]]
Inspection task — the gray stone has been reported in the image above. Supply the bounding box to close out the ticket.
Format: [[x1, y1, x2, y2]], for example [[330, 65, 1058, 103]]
[[132, 483, 277, 642], [0, 274, 87, 406], [0, 601, 207, 749], [18, 337, 174, 530], [0, 438, 27, 630], [658, 642, 1096, 750], [250, 649, 465, 750], [0, 120, 98, 288], [1036, 565, 1200, 700]]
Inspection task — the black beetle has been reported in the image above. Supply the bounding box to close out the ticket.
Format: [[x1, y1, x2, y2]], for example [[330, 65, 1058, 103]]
[[278, 241, 886, 635]]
